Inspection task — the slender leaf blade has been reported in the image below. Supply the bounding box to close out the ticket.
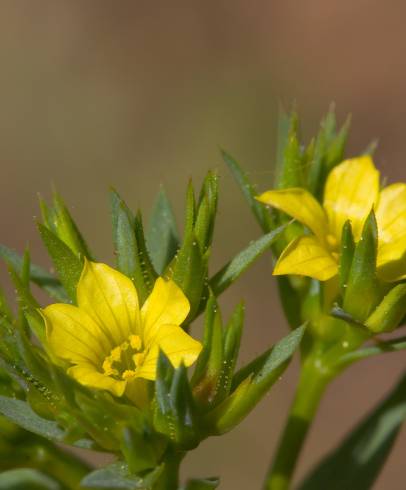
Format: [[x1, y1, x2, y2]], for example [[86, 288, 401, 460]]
[[210, 225, 286, 295], [298, 373, 406, 490]]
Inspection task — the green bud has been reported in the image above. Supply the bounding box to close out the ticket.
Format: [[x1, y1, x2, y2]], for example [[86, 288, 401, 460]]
[[365, 284, 406, 333], [343, 211, 381, 321]]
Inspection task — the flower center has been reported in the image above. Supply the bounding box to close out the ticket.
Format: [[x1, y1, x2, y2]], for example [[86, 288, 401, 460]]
[[102, 334, 144, 381]]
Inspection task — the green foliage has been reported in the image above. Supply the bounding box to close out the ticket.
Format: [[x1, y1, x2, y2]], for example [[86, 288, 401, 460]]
[[0, 244, 68, 302], [81, 462, 164, 489], [206, 326, 305, 434], [111, 189, 158, 304], [298, 373, 406, 490], [343, 211, 381, 321], [0, 396, 65, 442], [37, 223, 83, 302], [0, 468, 62, 490], [221, 150, 272, 232], [210, 225, 286, 295], [147, 188, 180, 274]]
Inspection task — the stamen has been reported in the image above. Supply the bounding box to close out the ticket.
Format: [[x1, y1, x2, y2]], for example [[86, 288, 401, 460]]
[[130, 335, 142, 350], [102, 334, 144, 379], [133, 353, 144, 366], [122, 369, 137, 380], [326, 234, 338, 250]]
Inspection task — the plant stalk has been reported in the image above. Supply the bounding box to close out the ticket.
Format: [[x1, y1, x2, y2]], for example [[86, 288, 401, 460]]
[[263, 361, 330, 490]]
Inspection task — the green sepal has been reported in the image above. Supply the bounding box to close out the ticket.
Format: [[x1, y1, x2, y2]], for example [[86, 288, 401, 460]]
[[339, 220, 355, 293], [193, 300, 244, 408], [134, 211, 158, 293], [111, 190, 157, 303], [343, 211, 381, 321], [324, 115, 351, 172], [154, 352, 200, 449], [206, 326, 305, 434], [221, 149, 272, 232], [40, 192, 92, 259], [276, 112, 303, 189], [195, 171, 218, 252], [365, 283, 406, 333], [191, 296, 224, 405], [210, 225, 286, 296], [147, 187, 180, 274], [307, 107, 350, 197], [168, 231, 207, 322], [184, 180, 197, 237], [37, 223, 83, 303]]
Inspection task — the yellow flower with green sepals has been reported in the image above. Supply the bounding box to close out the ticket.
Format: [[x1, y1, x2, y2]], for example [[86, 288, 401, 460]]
[[256, 156, 406, 282], [42, 260, 202, 398]]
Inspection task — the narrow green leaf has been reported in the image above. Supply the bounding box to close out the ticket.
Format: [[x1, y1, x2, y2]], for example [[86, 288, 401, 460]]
[[334, 336, 406, 369], [221, 149, 272, 232], [339, 220, 355, 293], [146, 188, 179, 274], [276, 117, 304, 189], [81, 462, 163, 489], [210, 225, 286, 295], [0, 469, 61, 490], [0, 244, 68, 302], [298, 373, 406, 490], [51, 192, 92, 258], [37, 224, 83, 302], [0, 396, 64, 441]]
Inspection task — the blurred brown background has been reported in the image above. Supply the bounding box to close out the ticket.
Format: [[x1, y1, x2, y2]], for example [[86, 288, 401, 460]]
[[0, 2, 405, 489]]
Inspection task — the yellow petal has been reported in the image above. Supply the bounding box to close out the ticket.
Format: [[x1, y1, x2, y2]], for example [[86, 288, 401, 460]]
[[376, 183, 406, 281], [141, 278, 190, 345], [323, 156, 380, 241], [136, 324, 202, 380], [77, 261, 140, 346], [68, 363, 126, 397], [43, 304, 110, 365], [256, 188, 328, 241], [274, 235, 338, 281]]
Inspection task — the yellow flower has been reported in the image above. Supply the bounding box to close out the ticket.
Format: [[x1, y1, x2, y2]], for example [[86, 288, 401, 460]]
[[256, 156, 406, 282], [42, 261, 202, 397]]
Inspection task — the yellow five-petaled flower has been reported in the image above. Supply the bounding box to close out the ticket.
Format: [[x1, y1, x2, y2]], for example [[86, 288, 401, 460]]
[[42, 261, 202, 397], [257, 156, 406, 282]]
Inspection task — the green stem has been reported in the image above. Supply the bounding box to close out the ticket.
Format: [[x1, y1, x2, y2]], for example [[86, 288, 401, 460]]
[[264, 361, 330, 490], [155, 449, 184, 490]]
